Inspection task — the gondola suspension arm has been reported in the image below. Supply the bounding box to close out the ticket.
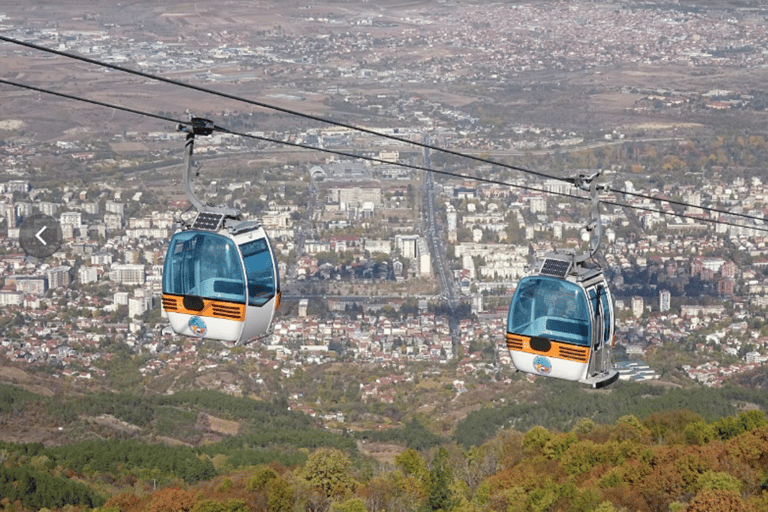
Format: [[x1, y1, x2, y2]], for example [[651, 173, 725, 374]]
[[569, 171, 607, 261], [178, 117, 240, 219]]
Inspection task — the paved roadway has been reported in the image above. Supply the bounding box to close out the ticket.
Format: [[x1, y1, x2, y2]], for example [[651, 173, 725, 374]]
[[421, 141, 463, 353]]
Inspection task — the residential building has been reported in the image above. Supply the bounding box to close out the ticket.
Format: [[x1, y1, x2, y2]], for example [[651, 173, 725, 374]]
[[659, 289, 671, 312], [111, 264, 145, 285]]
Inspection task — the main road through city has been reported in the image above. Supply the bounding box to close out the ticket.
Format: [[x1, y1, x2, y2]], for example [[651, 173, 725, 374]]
[[282, 141, 464, 355], [421, 141, 462, 352]]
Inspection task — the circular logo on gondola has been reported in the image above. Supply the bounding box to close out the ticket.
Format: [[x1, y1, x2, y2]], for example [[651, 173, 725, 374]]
[[533, 355, 552, 375], [189, 316, 207, 337]]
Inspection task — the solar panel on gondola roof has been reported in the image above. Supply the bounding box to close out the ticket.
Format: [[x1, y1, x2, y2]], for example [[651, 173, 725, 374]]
[[192, 212, 224, 231], [540, 258, 571, 278]]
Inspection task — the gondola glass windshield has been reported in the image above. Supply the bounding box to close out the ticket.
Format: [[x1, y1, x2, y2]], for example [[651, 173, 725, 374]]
[[163, 231, 246, 303], [239, 238, 277, 307], [508, 276, 591, 346]]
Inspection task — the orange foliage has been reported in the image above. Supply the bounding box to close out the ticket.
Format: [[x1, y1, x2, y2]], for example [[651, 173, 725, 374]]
[[146, 487, 199, 512], [600, 485, 649, 512], [639, 464, 685, 512], [104, 492, 141, 512], [686, 489, 746, 512], [724, 426, 768, 470]]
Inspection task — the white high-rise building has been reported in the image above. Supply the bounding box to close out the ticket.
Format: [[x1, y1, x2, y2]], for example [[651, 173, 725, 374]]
[[60, 211, 82, 226], [659, 289, 671, 313], [128, 295, 153, 319], [7, 202, 16, 228], [418, 238, 431, 277], [38, 201, 60, 216], [631, 296, 644, 318], [112, 264, 145, 285], [79, 266, 99, 284], [447, 206, 457, 232], [396, 235, 419, 259]]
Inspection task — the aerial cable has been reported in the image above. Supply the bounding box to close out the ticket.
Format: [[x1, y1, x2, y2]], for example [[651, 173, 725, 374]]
[[3, 35, 768, 227], [0, 35, 563, 182], [2, 77, 767, 235], [610, 188, 766, 224], [0, 79, 180, 126], [0, 78, 579, 196]]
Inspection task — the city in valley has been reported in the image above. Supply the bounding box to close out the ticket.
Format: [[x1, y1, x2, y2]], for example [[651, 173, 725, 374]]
[[2, 0, 768, 437]]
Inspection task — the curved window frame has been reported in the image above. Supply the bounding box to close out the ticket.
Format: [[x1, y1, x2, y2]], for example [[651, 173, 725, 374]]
[[238, 237, 277, 307], [507, 275, 593, 346], [163, 231, 247, 304]]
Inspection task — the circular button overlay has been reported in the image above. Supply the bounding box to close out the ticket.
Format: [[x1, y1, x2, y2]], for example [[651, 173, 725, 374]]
[[19, 213, 63, 258]]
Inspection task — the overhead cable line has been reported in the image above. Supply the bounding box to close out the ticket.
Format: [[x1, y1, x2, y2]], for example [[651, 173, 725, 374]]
[[3, 34, 766, 228], [2, 77, 766, 235], [0, 77, 580, 197], [3, 34, 767, 227], [0, 36, 616, 185], [0, 79, 180, 126]]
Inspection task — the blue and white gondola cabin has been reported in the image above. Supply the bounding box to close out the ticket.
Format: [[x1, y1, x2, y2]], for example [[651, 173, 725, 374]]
[[162, 212, 280, 344], [506, 252, 618, 388]]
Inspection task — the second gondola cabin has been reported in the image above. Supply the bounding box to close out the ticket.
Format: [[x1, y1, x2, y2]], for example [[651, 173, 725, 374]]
[[162, 212, 280, 344], [506, 251, 618, 388], [160, 118, 280, 345]]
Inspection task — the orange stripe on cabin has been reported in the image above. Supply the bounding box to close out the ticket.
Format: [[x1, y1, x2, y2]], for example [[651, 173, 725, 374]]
[[506, 332, 590, 363], [162, 294, 245, 322]]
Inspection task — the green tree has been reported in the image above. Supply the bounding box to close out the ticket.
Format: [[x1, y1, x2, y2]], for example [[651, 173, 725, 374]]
[[612, 415, 649, 443], [522, 426, 552, 454], [265, 477, 293, 512], [247, 465, 277, 491], [696, 471, 742, 494], [712, 410, 767, 440], [643, 410, 704, 445], [684, 420, 715, 446], [192, 500, 247, 512], [329, 497, 366, 512], [395, 448, 428, 482], [427, 447, 454, 511], [299, 448, 356, 500]]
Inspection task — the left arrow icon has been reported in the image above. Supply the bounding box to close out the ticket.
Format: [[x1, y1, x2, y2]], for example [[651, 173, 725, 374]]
[[35, 226, 48, 245], [19, 214, 62, 258]]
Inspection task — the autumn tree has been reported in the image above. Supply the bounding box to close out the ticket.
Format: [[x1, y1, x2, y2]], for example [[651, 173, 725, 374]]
[[191, 499, 247, 512], [104, 492, 140, 512], [686, 489, 747, 512], [329, 497, 366, 512], [146, 487, 198, 512], [265, 476, 293, 512], [361, 470, 425, 512], [299, 448, 356, 501], [246, 465, 277, 492], [643, 409, 704, 445]]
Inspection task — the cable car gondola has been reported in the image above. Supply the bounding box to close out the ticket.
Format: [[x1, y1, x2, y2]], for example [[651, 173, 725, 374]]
[[161, 118, 280, 344], [505, 173, 618, 388]]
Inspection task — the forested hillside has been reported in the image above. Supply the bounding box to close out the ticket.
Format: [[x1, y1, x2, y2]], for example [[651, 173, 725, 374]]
[[0, 382, 767, 511]]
